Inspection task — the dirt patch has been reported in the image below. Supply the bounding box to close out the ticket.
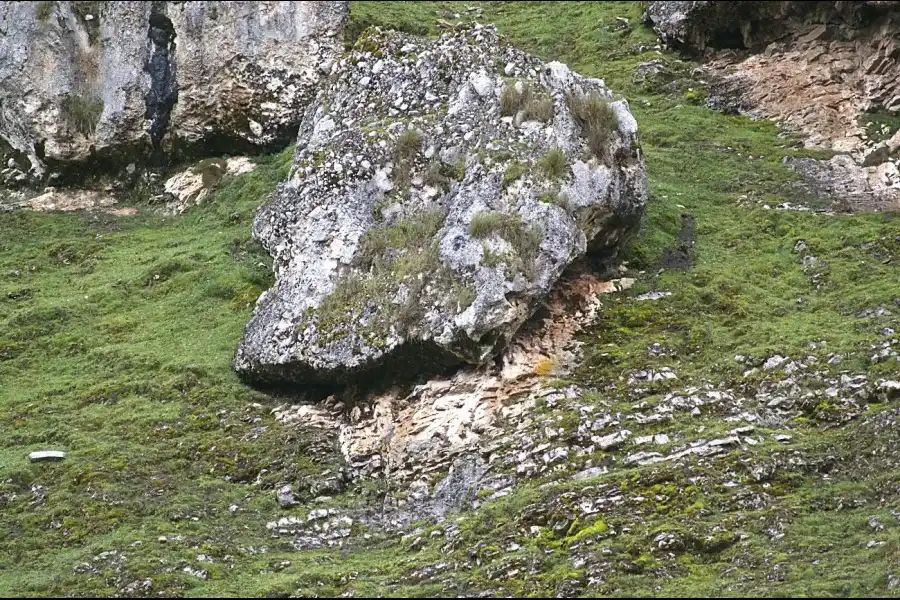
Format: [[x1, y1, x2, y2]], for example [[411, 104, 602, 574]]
[[662, 214, 695, 270]]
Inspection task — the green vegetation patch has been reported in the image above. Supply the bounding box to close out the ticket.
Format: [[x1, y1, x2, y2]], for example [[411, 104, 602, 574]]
[[537, 148, 567, 180], [1, 1, 898, 596], [60, 93, 104, 137], [35, 1, 56, 21], [859, 108, 900, 143], [392, 128, 423, 193], [500, 83, 555, 122], [312, 210, 474, 342], [566, 91, 619, 161], [470, 211, 544, 279]]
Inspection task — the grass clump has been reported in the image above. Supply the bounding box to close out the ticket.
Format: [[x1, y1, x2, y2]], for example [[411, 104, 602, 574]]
[[539, 191, 573, 214], [500, 83, 555, 122], [60, 93, 103, 136], [566, 91, 619, 160], [394, 129, 423, 160], [500, 85, 522, 117], [469, 211, 544, 278], [502, 161, 526, 187], [313, 210, 456, 337], [356, 210, 445, 269], [538, 148, 567, 179], [469, 212, 509, 238], [423, 159, 464, 191], [392, 128, 423, 191], [523, 94, 555, 122]]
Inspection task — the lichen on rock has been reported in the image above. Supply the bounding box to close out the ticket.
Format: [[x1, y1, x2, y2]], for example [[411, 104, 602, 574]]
[[234, 24, 648, 387]]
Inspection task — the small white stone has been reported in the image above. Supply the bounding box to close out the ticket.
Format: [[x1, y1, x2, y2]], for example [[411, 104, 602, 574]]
[[29, 451, 66, 463]]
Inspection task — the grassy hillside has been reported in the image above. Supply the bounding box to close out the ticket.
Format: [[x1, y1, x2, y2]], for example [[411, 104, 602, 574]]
[[1, 1, 898, 596]]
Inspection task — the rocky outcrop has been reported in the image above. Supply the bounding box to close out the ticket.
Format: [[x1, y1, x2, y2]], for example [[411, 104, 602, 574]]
[[644, 1, 900, 211], [234, 25, 648, 387], [0, 1, 347, 179], [643, 1, 899, 54]]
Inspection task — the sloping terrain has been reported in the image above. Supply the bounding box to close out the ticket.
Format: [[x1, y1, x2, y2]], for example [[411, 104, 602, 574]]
[[0, 2, 898, 597]]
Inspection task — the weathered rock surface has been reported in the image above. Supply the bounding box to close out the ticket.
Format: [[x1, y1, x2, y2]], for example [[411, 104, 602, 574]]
[[786, 154, 900, 211], [644, 1, 900, 211], [234, 25, 648, 386], [0, 1, 347, 178], [21, 188, 117, 212]]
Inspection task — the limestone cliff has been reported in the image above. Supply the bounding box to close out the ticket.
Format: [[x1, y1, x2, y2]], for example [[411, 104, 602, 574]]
[[0, 1, 347, 180]]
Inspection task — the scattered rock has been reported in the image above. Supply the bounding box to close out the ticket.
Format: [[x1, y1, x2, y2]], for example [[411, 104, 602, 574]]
[[20, 189, 117, 212], [644, 1, 900, 213], [28, 451, 67, 463], [162, 157, 257, 214], [764, 355, 788, 371], [635, 291, 672, 301], [276, 485, 299, 509]]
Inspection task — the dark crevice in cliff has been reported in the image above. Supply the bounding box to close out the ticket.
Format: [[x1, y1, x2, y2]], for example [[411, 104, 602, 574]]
[[145, 4, 177, 165]]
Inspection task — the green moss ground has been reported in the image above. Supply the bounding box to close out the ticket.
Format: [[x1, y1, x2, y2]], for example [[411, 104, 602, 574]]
[[1, 1, 898, 596]]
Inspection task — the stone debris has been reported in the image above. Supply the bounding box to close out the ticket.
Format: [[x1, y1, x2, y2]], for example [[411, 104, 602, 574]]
[[276, 485, 298, 509], [635, 290, 672, 301], [20, 190, 117, 212], [644, 1, 900, 212], [161, 157, 257, 215], [272, 271, 634, 481]]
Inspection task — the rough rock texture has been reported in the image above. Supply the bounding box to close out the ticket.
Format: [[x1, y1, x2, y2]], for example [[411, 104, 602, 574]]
[[19, 188, 117, 212], [0, 1, 347, 178], [234, 25, 648, 386], [644, 1, 900, 211]]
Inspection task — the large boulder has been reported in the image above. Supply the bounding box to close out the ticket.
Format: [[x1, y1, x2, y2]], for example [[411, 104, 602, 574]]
[[234, 25, 648, 387], [0, 1, 348, 178]]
